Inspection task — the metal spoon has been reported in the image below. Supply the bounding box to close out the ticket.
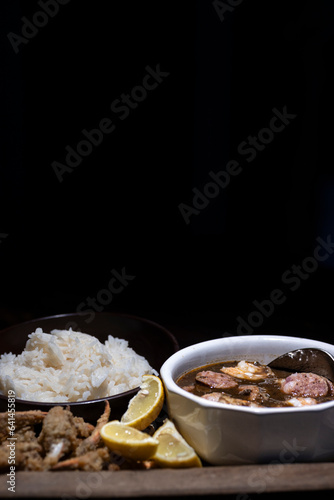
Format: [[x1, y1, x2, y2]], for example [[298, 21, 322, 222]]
[[268, 348, 334, 382]]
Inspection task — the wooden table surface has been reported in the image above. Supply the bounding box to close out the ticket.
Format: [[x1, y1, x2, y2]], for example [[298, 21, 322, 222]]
[[1, 462, 334, 498]]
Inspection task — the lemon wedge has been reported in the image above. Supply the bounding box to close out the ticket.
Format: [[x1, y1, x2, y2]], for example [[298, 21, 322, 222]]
[[100, 420, 159, 460], [120, 374, 164, 431], [152, 419, 202, 468]]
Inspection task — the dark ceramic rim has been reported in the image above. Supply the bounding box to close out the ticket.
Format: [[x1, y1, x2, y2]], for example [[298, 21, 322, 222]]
[[0, 311, 179, 407]]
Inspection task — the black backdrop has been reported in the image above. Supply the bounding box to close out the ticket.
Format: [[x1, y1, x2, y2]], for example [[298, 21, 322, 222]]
[[1, 0, 334, 345]]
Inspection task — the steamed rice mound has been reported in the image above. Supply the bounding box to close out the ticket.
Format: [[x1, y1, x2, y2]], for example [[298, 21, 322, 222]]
[[0, 328, 158, 402]]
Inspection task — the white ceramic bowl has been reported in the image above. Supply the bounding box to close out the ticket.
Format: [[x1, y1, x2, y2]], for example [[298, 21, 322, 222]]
[[160, 335, 334, 465]]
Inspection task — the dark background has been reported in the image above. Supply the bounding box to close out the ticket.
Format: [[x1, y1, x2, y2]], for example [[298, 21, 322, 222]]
[[1, 0, 334, 347]]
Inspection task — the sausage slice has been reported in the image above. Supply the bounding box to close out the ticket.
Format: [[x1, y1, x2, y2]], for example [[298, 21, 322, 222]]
[[281, 372, 333, 398], [195, 370, 238, 389]]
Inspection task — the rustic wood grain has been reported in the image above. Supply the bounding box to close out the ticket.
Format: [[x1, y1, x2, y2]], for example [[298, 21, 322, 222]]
[[1, 463, 334, 497]]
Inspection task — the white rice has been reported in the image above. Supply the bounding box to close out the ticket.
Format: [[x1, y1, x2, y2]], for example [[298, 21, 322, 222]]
[[0, 328, 157, 402]]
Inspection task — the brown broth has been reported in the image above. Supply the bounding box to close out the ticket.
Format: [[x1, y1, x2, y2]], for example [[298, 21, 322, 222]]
[[176, 360, 334, 407]]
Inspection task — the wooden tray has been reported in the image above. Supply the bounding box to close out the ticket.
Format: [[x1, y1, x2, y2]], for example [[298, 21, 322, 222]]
[[1, 462, 334, 497]]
